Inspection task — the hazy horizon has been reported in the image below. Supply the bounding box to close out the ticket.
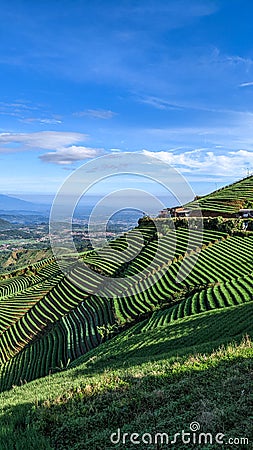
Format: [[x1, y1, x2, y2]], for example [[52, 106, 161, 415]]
[[3, 178, 233, 205]]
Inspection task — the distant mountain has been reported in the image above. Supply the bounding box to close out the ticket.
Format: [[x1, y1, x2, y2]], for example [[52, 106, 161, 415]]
[[0, 194, 47, 212]]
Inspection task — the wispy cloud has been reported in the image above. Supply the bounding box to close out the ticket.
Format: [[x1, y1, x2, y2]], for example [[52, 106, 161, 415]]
[[239, 81, 253, 87], [0, 100, 39, 119], [138, 96, 183, 110], [39, 146, 103, 165], [224, 54, 253, 67], [73, 109, 117, 119], [115, 1, 217, 21], [0, 101, 38, 111], [0, 100, 63, 126], [20, 117, 62, 125], [0, 131, 86, 152], [135, 108, 253, 151], [137, 94, 253, 116]]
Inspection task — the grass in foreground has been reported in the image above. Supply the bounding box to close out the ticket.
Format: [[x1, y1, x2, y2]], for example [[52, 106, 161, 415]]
[[0, 304, 252, 450]]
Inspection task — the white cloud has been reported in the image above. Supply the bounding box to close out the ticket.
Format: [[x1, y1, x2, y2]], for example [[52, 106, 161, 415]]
[[0, 131, 103, 164], [39, 145, 102, 165], [142, 148, 253, 179]]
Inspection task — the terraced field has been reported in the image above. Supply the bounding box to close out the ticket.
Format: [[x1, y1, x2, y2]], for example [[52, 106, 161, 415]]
[[111, 234, 253, 324], [71, 300, 253, 368], [0, 301, 252, 450], [0, 176, 253, 393], [0, 223, 252, 391], [143, 273, 253, 330], [186, 175, 253, 215]]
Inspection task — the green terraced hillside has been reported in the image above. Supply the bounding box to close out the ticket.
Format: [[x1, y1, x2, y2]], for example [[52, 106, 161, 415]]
[[0, 224, 252, 391], [0, 176, 253, 394], [0, 303, 252, 450], [0, 176, 252, 449], [186, 174, 253, 216]]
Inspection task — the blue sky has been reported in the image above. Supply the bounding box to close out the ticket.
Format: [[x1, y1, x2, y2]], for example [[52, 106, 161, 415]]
[[1, 0, 253, 198]]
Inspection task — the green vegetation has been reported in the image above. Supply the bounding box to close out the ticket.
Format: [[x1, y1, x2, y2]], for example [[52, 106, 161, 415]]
[[0, 175, 252, 449], [143, 273, 253, 329], [0, 224, 253, 391], [186, 175, 253, 215], [0, 304, 252, 449]]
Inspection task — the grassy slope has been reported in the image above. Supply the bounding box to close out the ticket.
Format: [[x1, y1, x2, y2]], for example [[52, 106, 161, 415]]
[[0, 302, 252, 450]]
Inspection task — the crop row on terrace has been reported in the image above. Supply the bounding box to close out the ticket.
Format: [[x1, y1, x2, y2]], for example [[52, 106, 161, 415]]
[[143, 273, 253, 330], [124, 228, 227, 277], [0, 273, 65, 334], [0, 263, 102, 364], [0, 274, 42, 298], [186, 176, 253, 213], [0, 293, 114, 391], [0, 251, 123, 368], [110, 235, 253, 324], [82, 228, 146, 275], [70, 300, 253, 372], [0, 259, 64, 299], [135, 301, 253, 352], [194, 202, 239, 213]]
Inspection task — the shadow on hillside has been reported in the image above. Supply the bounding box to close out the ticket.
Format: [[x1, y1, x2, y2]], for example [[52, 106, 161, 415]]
[[0, 401, 53, 450], [0, 353, 252, 450], [70, 302, 253, 377], [0, 303, 252, 397]]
